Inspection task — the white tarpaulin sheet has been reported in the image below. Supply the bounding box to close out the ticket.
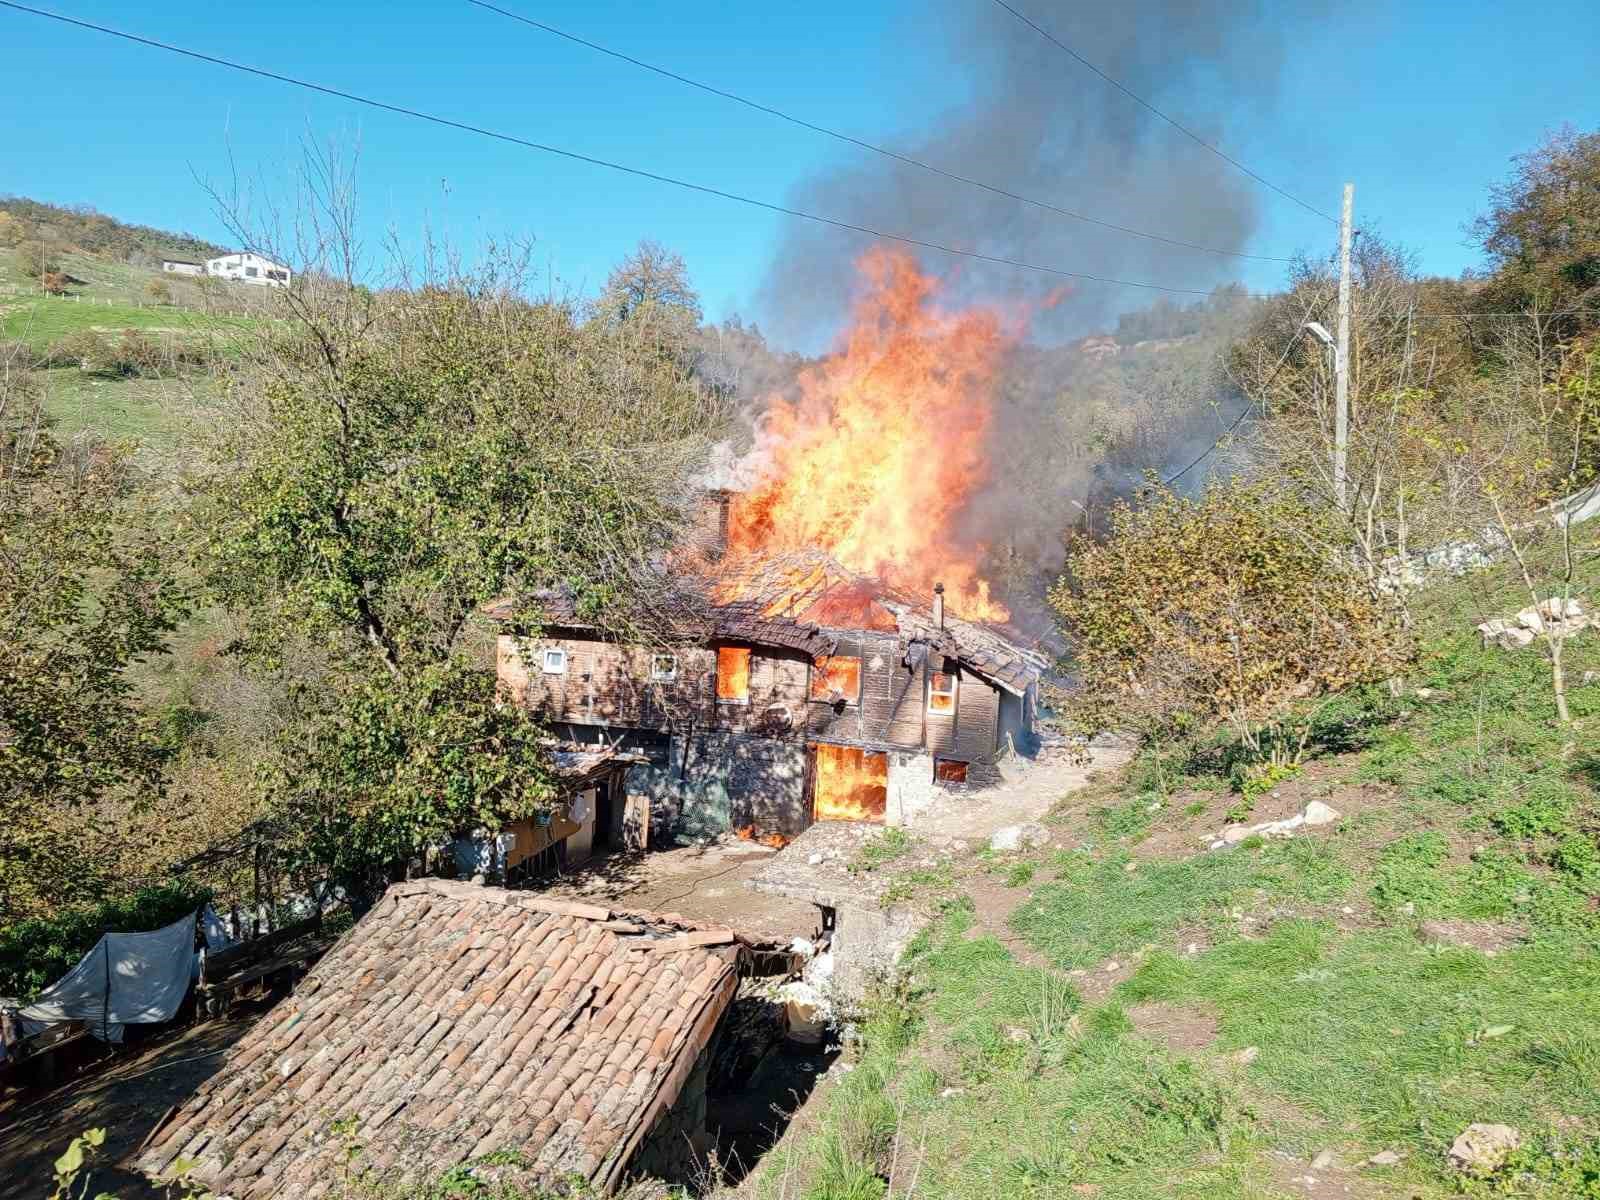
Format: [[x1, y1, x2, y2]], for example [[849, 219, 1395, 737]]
[[18, 912, 197, 1043]]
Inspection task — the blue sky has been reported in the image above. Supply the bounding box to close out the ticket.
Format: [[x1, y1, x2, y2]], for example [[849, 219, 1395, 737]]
[[3, 1, 1597, 346]]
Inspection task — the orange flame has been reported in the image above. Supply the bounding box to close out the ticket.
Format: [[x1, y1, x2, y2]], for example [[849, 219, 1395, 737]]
[[735, 824, 792, 849], [813, 744, 888, 823], [726, 248, 1018, 622]]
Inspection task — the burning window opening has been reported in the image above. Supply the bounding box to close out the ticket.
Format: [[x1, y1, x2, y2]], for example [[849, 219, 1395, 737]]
[[542, 648, 567, 675], [716, 645, 751, 703], [812, 743, 887, 823], [934, 758, 968, 784], [809, 655, 862, 705], [650, 653, 678, 682], [928, 670, 958, 715]]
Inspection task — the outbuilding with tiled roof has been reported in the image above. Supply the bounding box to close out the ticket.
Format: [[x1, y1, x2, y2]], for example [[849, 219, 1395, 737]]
[[139, 880, 743, 1197]]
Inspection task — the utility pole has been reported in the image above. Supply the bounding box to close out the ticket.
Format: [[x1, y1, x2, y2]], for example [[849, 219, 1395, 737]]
[[1334, 182, 1354, 513]]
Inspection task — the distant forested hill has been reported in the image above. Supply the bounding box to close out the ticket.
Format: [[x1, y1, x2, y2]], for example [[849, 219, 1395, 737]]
[[0, 196, 227, 266]]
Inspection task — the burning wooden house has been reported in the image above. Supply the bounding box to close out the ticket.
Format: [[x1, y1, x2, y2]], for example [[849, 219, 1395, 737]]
[[496, 248, 1054, 845], [491, 543, 1046, 844]]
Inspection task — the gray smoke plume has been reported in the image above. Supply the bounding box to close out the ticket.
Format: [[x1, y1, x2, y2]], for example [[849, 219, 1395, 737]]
[[757, 0, 1282, 342], [738, 0, 1294, 637]]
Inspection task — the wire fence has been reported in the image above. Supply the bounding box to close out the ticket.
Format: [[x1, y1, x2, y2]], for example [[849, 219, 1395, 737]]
[[0, 284, 266, 320]]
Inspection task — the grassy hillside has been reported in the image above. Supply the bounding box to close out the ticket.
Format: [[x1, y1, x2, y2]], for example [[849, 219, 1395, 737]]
[[754, 545, 1600, 1199], [0, 244, 266, 453]]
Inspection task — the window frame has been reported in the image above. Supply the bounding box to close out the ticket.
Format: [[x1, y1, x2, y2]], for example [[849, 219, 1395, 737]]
[[541, 647, 568, 675], [927, 668, 959, 716], [715, 645, 752, 704], [809, 654, 863, 705], [650, 653, 678, 683]]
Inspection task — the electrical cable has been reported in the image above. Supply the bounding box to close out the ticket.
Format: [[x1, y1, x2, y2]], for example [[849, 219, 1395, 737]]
[[1162, 319, 1311, 485], [0, 0, 1260, 298], [989, 0, 1339, 225], [466, 0, 1294, 264]]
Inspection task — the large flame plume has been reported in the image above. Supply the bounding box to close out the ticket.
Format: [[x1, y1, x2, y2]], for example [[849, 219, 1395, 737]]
[[726, 248, 1022, 622]]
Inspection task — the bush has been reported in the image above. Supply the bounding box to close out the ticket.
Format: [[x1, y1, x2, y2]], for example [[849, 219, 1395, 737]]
[[0, 880, 210, 999], [145, 277, 172, 304], [41, 328, 110, 370], [1052, 480, 1411, 760], [39, 271, 69, 295]]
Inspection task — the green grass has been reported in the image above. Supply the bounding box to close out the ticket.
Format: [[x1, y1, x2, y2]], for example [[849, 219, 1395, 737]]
[[759, 909, 1278, 1200], [848, 827, 915, 874], [759, 545, 1600, 1199], [1122, 923, 1600, 1168], [37, 368, 223, 447], [1, 294, 259, 348], [1015, 841, 1352, 969]]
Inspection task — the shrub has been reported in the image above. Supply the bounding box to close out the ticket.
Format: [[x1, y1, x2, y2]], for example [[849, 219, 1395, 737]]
[[145, 277, 172, 304], [0, 880, 210, 999], [39, 270, 69, 295], [42, 328, 110, 370], [1053, 480, 1411, 762]]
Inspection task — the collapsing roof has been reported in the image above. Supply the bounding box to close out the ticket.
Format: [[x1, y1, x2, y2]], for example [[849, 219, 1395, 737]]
[[140, 880, 740, 1197], [487, 548, 1048, 698]]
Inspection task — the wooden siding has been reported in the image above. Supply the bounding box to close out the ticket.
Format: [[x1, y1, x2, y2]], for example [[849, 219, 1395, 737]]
[[497, 630, 1004, 762]]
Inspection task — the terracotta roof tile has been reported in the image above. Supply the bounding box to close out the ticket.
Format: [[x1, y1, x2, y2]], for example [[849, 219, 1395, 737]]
[[140, 881, 738, 1197]]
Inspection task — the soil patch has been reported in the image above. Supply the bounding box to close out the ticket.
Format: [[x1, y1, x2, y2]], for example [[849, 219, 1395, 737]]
[[1125, 1002, 1220, 1053], [1265, 1148, 1385, 1200], [1414, 917, 1526, 953], [543, 841, 818, 940], [1133, 757, 1399, 863]]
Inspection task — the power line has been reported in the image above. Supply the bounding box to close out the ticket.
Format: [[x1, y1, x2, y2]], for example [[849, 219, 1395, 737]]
[[1162, 320, 1309, 485], [0, 1, 1263, 299], [467, 0, 1292, 265], [989, 0, 1339, 226]]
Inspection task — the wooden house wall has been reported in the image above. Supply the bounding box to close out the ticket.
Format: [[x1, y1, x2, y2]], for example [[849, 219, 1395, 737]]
[[497, 630, 1007, 765]]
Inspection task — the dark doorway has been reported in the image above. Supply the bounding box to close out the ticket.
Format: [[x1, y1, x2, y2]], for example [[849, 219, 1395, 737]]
[[593, 782, 616, 852]]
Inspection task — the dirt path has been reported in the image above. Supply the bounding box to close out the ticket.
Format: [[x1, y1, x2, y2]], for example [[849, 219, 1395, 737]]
[[904, 741, 1132, 844], [543, 842, 820, 941]]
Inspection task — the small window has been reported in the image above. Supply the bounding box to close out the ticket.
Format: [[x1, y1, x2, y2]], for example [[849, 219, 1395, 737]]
[[542, 648, 567, 675], [810, 655, 862, 704], [716, 646, 751, 703], [934, 759, 969, 784], [651, 653, 677, 682], [928, 670, 958, 715], [245, 266, 258, 278]]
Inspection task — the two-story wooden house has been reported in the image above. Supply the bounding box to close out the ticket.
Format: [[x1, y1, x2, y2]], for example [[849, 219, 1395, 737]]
[[491, 553, 1046, 844]]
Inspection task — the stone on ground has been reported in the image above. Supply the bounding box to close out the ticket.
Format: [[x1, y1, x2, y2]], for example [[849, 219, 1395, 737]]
[[990, 823, 1048, 852], [1447, 1124, 1521, 1175]]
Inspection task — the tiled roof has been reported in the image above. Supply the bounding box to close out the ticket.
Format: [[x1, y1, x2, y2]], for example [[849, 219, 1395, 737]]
[[140, 881, 740, 1198], [486, 550, 1045, 696]]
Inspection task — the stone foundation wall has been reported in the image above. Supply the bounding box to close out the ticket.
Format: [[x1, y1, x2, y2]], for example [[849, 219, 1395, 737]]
[[630, 1049, 711, 1183], [631, 731, 808, 843]]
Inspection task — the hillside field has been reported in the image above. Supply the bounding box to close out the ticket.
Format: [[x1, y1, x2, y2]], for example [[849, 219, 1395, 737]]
[[748, 544, 1600, 1200]]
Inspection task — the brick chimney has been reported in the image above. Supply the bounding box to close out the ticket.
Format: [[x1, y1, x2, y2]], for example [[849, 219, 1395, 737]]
[[933, 582, 945, 630]]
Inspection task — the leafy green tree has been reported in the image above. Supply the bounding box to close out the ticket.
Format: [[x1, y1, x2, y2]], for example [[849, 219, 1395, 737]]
[[1472, 126, 1600, 330], [593, 238, 702, 349], [0, 367, 187, 921], [198, 260, 721, 896]]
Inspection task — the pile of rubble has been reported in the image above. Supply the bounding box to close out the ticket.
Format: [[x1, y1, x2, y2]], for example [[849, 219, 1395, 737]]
[[1477, 597, 1589, 649], [1209, 800, 1341, 851]]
